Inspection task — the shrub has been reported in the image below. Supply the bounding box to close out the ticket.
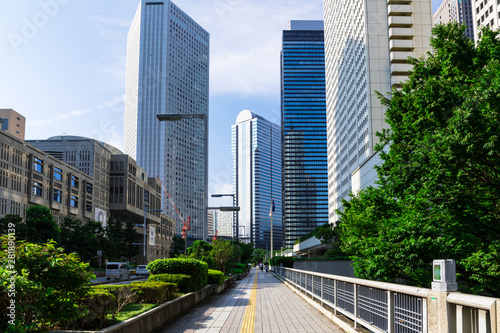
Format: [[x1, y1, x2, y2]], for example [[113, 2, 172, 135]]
[[76, 289, 116, 330], [269, 256, 294, 268], [148, 258, 208, 291], [231, 268, 244, 275], [207, 269, 224, 286], [129, 281, 178, 303], [0, 236, 94, 331], [148, 274, 192, 293], [234, 263, 247, 271]]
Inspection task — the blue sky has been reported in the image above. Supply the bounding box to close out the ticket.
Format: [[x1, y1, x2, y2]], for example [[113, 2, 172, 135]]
[[0, 0, 442, 206]]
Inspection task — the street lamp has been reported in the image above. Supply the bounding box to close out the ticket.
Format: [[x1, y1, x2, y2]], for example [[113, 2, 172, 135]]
[[156, 113, 208, 241], [143, 205, 162, 264], [211, 193, 238, 239]]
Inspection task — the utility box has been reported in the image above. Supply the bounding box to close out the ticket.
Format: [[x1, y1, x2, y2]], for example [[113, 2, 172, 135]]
[[431, 259, 458, 292]]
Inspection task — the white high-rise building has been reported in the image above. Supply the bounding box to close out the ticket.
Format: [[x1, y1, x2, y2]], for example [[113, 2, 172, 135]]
[[472, 0, 500, 41], [434, 0, 474, 41], [232, 110, 282, 249], [323, 0, 433, 223], [124, 0, 209, 240]]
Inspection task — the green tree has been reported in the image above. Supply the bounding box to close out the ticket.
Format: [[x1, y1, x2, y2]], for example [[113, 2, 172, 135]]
[[0, 235, 95, 331], [122, 220, 141, 262], [338, 23, 500, 296], [211, 239, 235, 274], [251, 248, 266, 264], [0, 214, 26, 237], [104, 218, 125, 261], [24, 205, 60, 244], [231, 239, 254, 264], [169, 236, 185, 258], [59, 215, 102, 263]]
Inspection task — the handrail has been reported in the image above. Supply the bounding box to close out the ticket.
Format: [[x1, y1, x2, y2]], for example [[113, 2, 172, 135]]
[[275, 267, 499, 333]]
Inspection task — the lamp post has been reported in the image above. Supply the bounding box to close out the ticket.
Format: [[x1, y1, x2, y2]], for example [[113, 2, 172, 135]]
[[211, 193, 238, 238], [156, 113, 208, 241], [143, 204, 162, 264]]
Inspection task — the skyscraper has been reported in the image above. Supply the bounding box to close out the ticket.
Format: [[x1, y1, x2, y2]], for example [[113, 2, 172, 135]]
[[232, 110, 282, 250], [280, 21, 329, 248], [124, 1, 209, 240], [471, 0, 500, 41], [434, 0, 474, 41], [323, 0, 433, 223]]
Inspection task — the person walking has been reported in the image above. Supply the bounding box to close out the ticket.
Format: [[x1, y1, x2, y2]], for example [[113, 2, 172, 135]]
[[265, 263, 269, 273], [260, 262, 263, 271]]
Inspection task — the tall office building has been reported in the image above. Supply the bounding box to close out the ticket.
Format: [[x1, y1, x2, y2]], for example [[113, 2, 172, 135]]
[[434, 0, 474, 41], [281, 21, 329, 248], [471, 0, 500, 41], [232, 110, 282, 250], [323, 0, 433, 223], [124, 0, 209, 240]]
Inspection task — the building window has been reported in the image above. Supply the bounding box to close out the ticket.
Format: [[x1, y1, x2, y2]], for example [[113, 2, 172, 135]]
[[70, 195, 78, 208], [32, 181, 43, 196], [54, 167, 62, 182], [85, 201, 92, 212], [53, 189, 62, 203], [33, 157, 43, 173], [86, 183, 93, 194], [71, 175, 79, 188]]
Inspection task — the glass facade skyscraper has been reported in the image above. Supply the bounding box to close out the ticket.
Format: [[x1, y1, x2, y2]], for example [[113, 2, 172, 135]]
[[232, 110, 282, 250], [124, 0, 209, 240], [281, 21, 329, 248]]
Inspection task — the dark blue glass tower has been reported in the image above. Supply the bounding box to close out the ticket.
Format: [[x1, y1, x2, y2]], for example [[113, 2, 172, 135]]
[[281, 20, 329, 248]]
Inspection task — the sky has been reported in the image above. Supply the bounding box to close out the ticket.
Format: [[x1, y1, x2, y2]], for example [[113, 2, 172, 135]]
[[0, 0, 443, 206]]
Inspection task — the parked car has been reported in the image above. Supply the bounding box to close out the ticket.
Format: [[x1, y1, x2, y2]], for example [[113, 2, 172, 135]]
[[105, 262, 130, 280], [135, 265, 150, 276]]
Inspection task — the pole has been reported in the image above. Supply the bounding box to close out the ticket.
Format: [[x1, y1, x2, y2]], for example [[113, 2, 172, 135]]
[[143, 204, 147, 264], [271, 208, 273, 259], [203, 114, 208, 242]]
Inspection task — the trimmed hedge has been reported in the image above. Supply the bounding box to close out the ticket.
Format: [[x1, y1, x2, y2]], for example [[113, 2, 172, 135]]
[[148, 258, 208, 291], [234, 263, 247, 271], [232, 268, 244, 275], [129, 281, 178, 303], [207, 269, 224, 286], [269, 256, 294, 268], [148, 273, 192, 293], [77, 289, 116, 329]]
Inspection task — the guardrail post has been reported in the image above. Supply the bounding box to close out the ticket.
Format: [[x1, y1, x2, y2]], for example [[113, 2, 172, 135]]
[[354, 283, 358, 329], [321, 276, 324, 307], [334, 279, 338, 315], [478, 309, 488, 333], [388, 291, 394, 333]]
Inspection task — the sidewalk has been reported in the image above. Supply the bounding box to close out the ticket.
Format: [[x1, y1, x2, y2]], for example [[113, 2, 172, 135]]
[[158, 268, 345, 333]]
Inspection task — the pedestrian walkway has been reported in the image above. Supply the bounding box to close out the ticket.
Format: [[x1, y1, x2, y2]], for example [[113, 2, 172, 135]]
[[158, 267, 344, 333]]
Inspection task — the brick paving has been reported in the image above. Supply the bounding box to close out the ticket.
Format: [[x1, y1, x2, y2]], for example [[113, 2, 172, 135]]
[[157, 267, 345, 333]]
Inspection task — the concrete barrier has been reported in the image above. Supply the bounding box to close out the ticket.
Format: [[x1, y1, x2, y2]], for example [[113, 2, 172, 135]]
[[52, 271, 249, 333]]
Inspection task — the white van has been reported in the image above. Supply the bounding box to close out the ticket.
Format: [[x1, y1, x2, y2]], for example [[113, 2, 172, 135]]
[[105, 262, 131, 280]]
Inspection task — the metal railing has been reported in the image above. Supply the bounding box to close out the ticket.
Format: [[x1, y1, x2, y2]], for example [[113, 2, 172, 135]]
[[275, 267, 498, 333]]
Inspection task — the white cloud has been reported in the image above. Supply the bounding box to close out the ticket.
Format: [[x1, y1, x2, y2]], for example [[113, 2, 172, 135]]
[[173, 0, 324, 96], [28, 109, 92, 127]]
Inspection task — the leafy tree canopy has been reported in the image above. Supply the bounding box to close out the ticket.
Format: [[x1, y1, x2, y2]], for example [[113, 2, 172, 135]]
[[338, 24, 500, 296]]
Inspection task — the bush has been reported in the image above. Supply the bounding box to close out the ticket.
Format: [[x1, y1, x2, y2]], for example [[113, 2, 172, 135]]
[[234, 263, 247, 271], [0, 236, 95, 332], [231, 268, 244, 275], [269, 256, 294, 268], [148, 274, 192, 293], [76, 289, 116, 330], [129, 281, 178, 304], [148, 258, 208, 291], [207, 269, 224, 286]]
